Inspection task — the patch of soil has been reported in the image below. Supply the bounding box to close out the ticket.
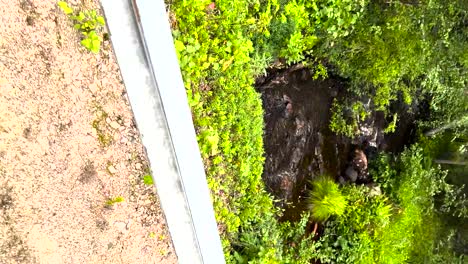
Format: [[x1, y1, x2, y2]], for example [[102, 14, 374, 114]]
[[257, 67, 417, 221], [0, 0, 176, 263]]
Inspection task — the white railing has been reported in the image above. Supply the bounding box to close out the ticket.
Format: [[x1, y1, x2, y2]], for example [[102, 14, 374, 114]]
[[100, 0, 225, 263]]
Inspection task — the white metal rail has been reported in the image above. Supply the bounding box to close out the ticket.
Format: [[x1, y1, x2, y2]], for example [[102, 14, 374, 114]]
[[100, 0, 225, 263]]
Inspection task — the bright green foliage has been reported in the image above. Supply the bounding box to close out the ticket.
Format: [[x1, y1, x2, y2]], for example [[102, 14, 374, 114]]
[[80, 31, 102, 54], [251, 0, 368, 67], [313, 185, 393, 263], [311, 145, 466, 263], [105, 196, 125, 206], [170, 1, 281, 261], [57, 1, 73, 14], [308, 176, 347, 222], [58, 1, 105, 53], [333, 145, 465, 264], [329, 99, 358, 137], [143, 174, 154, 185], [168, 0, 467, 262], [168, 0, 367, 261], [322, 1, 468, 129], [383, 113, 398, 134]]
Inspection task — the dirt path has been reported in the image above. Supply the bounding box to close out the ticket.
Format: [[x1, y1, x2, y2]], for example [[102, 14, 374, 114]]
[[0, 0, 176, 263]]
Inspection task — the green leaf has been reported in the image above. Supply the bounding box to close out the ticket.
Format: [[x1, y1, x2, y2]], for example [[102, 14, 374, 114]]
[[97, 16, 105, 25], [174, 40, 185, 52], [77, 12, 85, 21], [57, 1, 73, 15], [91, 39, 101, 53], [80, 38, 91, 49], [143, 175, 154, 185]]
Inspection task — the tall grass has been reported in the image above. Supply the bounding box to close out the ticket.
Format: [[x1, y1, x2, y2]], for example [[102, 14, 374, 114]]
[[308, 176, 347, 222]]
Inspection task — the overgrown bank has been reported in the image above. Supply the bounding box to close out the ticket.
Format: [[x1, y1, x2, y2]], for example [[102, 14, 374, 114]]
[[167, 0, 467, 262]]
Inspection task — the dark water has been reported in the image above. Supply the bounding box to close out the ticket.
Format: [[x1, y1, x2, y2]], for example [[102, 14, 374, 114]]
[[256, 67, 417, 221]]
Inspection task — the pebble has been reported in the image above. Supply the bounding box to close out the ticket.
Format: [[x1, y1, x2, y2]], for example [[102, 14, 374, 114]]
[[109, 121, 120, 130], [135, 163, 142, 170], [338, 176, 346, 185], [369, 185, 382, 196], [108, 165, 117, 174], [114, 221, 128, 233], [89, 83, 99, 93], [345, 166, 358, 182]]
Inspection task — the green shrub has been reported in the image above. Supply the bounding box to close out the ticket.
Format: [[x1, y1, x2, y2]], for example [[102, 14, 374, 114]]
[[58, 1, 105, 53], [170, 1, 281, 261], [313, 145, 466, 263], [320, 1, 468, 131], [329, 99, 358, 138], [169, 0, 467, 262], [308, 176, 347, 222]]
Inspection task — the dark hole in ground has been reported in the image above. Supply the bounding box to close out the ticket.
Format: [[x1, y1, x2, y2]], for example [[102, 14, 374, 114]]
[[256, 66, 420, 221]]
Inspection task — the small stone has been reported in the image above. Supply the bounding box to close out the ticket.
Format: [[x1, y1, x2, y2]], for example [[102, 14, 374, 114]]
[[109, 121, 120, 130], [338, 176, 346, 185], [369, 185, 382, 196], [345, 166, 358, 182], [108, 165, 117, 174], [114, 221, 128, 233], [89, 83, 99, 93], [135, 163, 142, 170], [105, 117, 112, 124]]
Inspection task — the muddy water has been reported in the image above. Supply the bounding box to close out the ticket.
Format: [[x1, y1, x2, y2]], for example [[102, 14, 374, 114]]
[[257, 67, 417, 221]]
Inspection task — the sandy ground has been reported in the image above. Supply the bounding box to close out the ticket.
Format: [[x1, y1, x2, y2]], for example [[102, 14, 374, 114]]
[[0, 0, 177, 263]]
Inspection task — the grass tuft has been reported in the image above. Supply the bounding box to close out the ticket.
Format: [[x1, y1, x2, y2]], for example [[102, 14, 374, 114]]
[[308, 176, 347, 222]]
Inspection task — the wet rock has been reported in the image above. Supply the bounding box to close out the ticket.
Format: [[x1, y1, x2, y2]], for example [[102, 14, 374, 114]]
[[338, 176, 346, 185], [257, 66, 416, 220], [345, 166, 358, 182], [369, 185, 382, 196], [257, 67, 349, 220]]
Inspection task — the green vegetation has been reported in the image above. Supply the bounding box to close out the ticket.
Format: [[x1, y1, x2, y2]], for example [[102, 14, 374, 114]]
[[308, 176, 347, 222], [168, 0, 467, 262], [313, 145, 465, 263], [169, 1, 275, 260], [143, 174, 154, 185], [105, 196, 124, 206], [58, 1, 105, 53]]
